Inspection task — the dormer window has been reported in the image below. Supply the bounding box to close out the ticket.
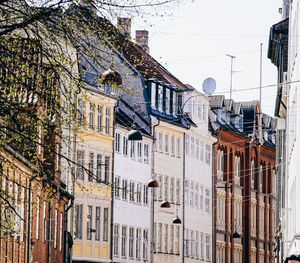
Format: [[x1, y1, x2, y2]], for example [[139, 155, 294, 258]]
[[218, 109, 227, 124], [151, 82, 156, 109], [158, 85, 163, 111], [165, 88, 170, 114], [234, 116, 243, 132]]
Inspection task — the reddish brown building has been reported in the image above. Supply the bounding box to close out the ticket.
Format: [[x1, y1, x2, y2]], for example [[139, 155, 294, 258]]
[[209, 96, 276, 263]]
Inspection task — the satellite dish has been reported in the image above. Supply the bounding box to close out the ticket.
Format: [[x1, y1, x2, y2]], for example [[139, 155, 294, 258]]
[[202, 77, 216, 95]]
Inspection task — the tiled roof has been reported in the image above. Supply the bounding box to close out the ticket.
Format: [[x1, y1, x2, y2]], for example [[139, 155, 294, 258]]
[[68, 4, 188, 91]]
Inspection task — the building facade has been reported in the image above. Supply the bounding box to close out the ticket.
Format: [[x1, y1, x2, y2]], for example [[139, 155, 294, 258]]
[[209, 96, 276, 263], [183, 88, 215, 262]]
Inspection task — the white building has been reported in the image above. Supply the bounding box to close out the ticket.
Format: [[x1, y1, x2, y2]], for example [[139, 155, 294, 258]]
[[183, 88, 215, 263], [269, 1, 300, 261], [112, 104, 153, 263]]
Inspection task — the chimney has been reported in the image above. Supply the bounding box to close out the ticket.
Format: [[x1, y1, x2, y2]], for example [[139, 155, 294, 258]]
[[117, 17, 132, 39], [135, 30, 149, 53]]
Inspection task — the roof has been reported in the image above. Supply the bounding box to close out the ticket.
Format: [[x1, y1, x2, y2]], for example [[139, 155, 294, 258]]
[[67, 4, 189, 91], [208, 95, 224, 109]]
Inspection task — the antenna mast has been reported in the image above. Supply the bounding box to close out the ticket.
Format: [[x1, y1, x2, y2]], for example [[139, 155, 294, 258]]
[[226, 54, 236, 100]]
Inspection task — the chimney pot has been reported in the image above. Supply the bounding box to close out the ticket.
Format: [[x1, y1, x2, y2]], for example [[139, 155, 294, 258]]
[[135, 30, 149, 53], [117, 17, 132, 39]]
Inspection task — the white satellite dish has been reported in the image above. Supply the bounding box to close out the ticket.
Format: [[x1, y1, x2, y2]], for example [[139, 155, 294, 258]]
[[202, 77, 216, 95]]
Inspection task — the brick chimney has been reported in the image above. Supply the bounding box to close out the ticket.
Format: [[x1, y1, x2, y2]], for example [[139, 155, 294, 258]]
[[117, 18, 131, 39], [135, 30, 149, 53]]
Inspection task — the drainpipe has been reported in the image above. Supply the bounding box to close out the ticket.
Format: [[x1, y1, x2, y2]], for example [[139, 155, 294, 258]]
[[110, 100, 119, 262], [182, 132, 186, 263], [26, 173, 40, 263]]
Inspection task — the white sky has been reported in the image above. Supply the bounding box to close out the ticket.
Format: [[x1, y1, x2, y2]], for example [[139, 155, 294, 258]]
[[131, 0, 283, 116]]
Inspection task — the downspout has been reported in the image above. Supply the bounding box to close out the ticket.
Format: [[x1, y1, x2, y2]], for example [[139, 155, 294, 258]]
[[26, 173, 40, 263], [182, 132, 186, 263], [150, 118, 160, 263], [212, 136, 219, 263], [110, 100, 119, 262]]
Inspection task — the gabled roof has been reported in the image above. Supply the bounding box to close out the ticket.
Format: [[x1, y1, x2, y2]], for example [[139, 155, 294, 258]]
[[67, 4, 188, 91]]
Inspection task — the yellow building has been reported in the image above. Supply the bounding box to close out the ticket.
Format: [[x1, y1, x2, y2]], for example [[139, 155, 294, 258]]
[[72, 85, 117, 262]]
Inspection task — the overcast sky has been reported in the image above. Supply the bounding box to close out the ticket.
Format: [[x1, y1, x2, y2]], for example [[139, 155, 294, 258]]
[[131, 0, 283, 116]]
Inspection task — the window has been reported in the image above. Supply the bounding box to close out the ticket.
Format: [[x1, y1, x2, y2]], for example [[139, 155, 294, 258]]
[[170, 177, 175, 203], [121, 226, 127, 258], [185, 135, 190, 155], [173, 92, 177, 116], [137, 142, 142, 161], [272, 169, 276, 195], [122, 179, 128, 200], [176, 179, 180, 204], [200, 233, 204, 259], [75, 204, 83, 239], [96, 154, 102, 182], [251, 160, 255, 189], [170, 225, 174, 253], [97, 105, 103, 133], [42, 202, 47, 242], [78, 98, 85, 126], [175, 226, 180, 254], [217, 150, 224, 180], [205, 188, 210, 213], [191, 230, 195, 257], [158, 85, 163, 111], [164, 175, 169, 201], [176, 137, 181, 157], [190, 181, 194, 207], [195, 183, 199, 209], [115, 132, 121, 153], [195, 232, 199, 259], [165, 88, 170, 114], [36, 196, 40, 240], [88, 152, 94, 182], [158, 132, 163, 152], [151, 82, 156, 109], [137, 183, 142, 204], [200, 186, 204, 210], [76, 150, 84, 180], [203, 104, 208, 120], [87, 206, 92, 240], [158, 175, 162, 201], [105, 107, 110, 135], [205, 144, 211, 164], [104, 156, 110, 183], [184, 179, 189, 205], [184, 229, 189, 256], [143, 229, 149, 260], [164, 224, 168, 252], [103, 208, 109, 241], [54, 209, 58, 248], [123, 136, 128, 156], [136, 228, 142, 259], [129, 227, 135, 258], [115, 176, 120, 199], [89, 103, 95, 129], [205, 235, 210, 260], [95, 207, 101, 241], [59, 213, 63, 251], [171, 135, 175, 156], [129, 181, 135, 202], [158, 223, 162, 252], [143, 185, 148, 204], [114, 224, 119, 256], [164, 134, 169, 153], [191, 136, 195, 157], [197, 100, 202, 119], [234, 156, 241, 185], [144, 143, 149, 163], [130, 141, 135, 159]]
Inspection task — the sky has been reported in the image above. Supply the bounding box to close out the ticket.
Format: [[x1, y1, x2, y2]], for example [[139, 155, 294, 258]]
[[131, 0, 283, 116]]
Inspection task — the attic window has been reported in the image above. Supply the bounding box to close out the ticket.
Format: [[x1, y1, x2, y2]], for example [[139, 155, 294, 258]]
[[99, 68, 122, 86]]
